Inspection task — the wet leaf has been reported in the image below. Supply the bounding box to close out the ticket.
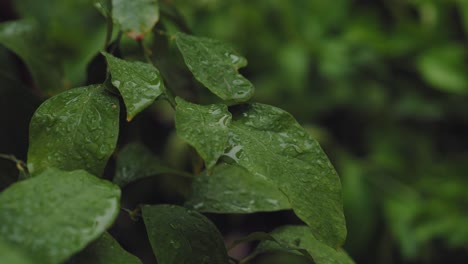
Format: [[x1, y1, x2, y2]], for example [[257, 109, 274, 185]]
[[254, 226, 354, 264], [216, 103, 345, 247], [0, 168, 121, 264], [175, 32, 254, 102], [112, 0, 160, 39], [186, 163, 290, 213], [142, 204, 229, 264], [175, 97, 231, 169], [27, 85, 120, 176], [71, 233, 142, 264], [0, 20, 63, 95], [114, 142, 191, 187], [103, 52, 165, 121]]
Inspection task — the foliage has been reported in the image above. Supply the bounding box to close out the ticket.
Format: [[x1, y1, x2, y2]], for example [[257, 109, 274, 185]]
[[0, 0, 354, 263], [175, 0, 468, 263]]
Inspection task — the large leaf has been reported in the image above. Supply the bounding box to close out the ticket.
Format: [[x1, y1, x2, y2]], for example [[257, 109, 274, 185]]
[[112, 0, 160, 39], [253, 226, 354, 264], [175, 97, 231, 169], [71, 233, 142, 264], [142, 204, 229, 264], [0, 20, 63, 95], [175, 32, 254, 102], [0, 168, 121, 264], [27, 85, 120, 176], [186, 163, 290, 213], [193, 103, 346, 247], [103, 52, 165, 121], [114, 142, 191, 187]]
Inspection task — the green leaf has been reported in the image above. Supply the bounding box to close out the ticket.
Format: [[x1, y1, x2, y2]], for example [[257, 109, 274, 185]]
[[71, 233, 142, 264], [0, 20, 63, 95], [0, 168, 121, 264], [417, 44, 468, 94], [27, 85, 120, 176], [175, 32, 254, 102], [0, 239, 34, 264], [186, 163, 290, 213], [114, 142, 191, 187], [228, 103, 345, 247], [142, 204, 229, 264], [175, 97, 231, 169], [112, 0, 160, 39], [254, 226, 354, 264], [103, 52, 165, 121], [13, 0, 107, 86]]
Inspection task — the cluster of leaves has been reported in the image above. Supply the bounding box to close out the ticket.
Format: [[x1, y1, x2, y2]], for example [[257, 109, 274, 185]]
[[175, 0, 468, 262], [0, 0, 354, 263]]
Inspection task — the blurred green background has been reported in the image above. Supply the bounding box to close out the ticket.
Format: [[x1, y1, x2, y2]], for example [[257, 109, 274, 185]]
[[1, 0, 468, 263]]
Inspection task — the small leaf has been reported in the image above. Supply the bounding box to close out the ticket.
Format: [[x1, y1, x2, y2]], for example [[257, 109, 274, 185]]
[[175, 32, 254, 102], [417, 44, 468, 94], [71, 233, 142, 264], [27, 85, 120, 176], [0, 20, 63, 95], [112, 0, 160, 39], [103, 52, 165, 121], [254, 226, 354, 264], [114, 142, 191, 187], [175, 97, 232, 169], [142, 204, 229, 264], [0, 168, 121, 264], [202, 103, 346, 247], [186, 163, 290, 213]]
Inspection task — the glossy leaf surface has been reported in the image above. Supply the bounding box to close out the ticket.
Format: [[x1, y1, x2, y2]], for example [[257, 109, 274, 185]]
[[254, 226, 354, 264], [71, 233, 142, 264], [228, 103, 345, 247], [175, 32, 254, 102], [0, 168, 121, 264], [0, 20, 63, 95], [27, 85, 119, 176], [103, 52, 165, 121], [114, 142, 190, 187], [175, 97, 231, 169], [186, 163, 290, 213], [112, 0, 159, 39], [142, 205, 229, 264]]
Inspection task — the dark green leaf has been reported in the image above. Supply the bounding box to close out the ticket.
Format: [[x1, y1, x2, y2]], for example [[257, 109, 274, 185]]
[[142, 204, 229, 264], [254, 226, 354, 264], [112, 0, 160, 39], [27, 85, 120, 176], [227, 103, 345, 247], [103, 52, 165, 121], [0, 20, 63, 95], [114, 142, 191, 187], [0, 168, 121, 264], [175, 32, 254, 102], [186, 163, 290, 213], [13, 0, 107, 86], [71, 233, 142, 264], [175, 97, 231, 169]]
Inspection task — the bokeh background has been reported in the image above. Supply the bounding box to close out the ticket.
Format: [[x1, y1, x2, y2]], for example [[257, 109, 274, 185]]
[[1, 0, 468, 263]]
